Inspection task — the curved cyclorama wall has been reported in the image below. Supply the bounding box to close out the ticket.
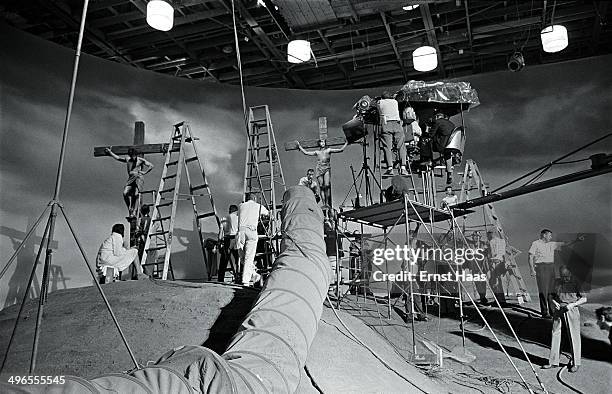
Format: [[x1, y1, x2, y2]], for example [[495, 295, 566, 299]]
[[1, 22, 611, 307], [0, 186, 334, 393]]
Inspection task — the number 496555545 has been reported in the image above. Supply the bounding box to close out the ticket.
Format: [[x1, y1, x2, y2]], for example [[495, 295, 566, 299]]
[[7, 375, 65, 385]]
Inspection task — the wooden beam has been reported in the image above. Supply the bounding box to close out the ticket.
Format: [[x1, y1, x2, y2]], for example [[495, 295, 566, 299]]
[[216, 0, 302, 89], [127, 0, 220, 82], [93, 143, 169, 157], [230, 0, 307, 88], [419, 3, 446, 78], [284, 137, 346, 151], [592, 1, 609, 53], [316, 29, 352, 87], [380, 12, 408, 81], [346, 0, 360, 22], [89, 0, 127, 12], [464, 0, 476, 71]]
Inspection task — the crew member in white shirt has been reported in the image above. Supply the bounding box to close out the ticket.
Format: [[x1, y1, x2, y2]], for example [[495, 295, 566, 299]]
[[96, 223, 148, 280], [237, 194, 269, 286], [440, 186, 458, 209], [218, 204, 239, 282], [377, 91, 408, 176], [529, 229, 584, 318]]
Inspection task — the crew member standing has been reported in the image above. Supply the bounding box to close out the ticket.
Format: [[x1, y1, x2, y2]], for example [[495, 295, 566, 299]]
[[218, 204, 239, 283], [469, 231, 489, 305], [529, 229, 584, 318], [487, 230, 507, 305], [237, 194, 269, 286], [543, 266, 587, 372], [428, 112, 456, 184], [377, 91, 408, 176]]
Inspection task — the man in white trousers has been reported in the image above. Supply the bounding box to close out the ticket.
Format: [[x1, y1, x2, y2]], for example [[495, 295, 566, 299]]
[[237, 193, 269, 286]]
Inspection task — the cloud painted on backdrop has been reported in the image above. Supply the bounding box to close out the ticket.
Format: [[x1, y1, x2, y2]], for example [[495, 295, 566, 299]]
[[1, 24, 611, 306]]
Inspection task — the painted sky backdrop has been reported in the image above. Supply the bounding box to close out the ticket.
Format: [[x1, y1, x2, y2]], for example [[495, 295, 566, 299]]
[[1, 23, 611, 308]]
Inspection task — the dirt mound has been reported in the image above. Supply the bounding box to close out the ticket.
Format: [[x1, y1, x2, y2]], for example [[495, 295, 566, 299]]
[[0, 280, 447, 393]]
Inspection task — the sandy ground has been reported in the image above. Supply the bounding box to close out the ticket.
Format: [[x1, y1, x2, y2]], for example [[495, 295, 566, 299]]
[[2, 279, 609, 393], [0, 279, 449, 393], [333, 292, 612, 394]]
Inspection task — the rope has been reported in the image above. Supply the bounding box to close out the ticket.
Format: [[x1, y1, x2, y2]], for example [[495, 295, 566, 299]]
[[230, 0, 278, 253], [230, 0, 271, 210]]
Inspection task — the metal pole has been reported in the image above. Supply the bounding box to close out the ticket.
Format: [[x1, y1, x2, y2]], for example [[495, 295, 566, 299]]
[[0, 205, 49, 281], [448, 212, 548, 393], [452, 211, 466, 348], [30, 207, 57, 373], [408, 199, 538, 393], [59, 206, 140, 369], [403, 195, 417, 355], [335, 218, 341, 306], [1, 213, 51, 373], [360, 223, 366, 303], [383, 227, 391, 319], [491, 132, 611, 193], [456, 164, 612, 210], [29, 0, 91, 373]]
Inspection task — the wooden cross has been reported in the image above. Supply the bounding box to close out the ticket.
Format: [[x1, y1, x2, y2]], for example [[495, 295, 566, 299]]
[[93, 121, 167, 247], [93, 121, 168, 157], [284, 116, 346, 151]]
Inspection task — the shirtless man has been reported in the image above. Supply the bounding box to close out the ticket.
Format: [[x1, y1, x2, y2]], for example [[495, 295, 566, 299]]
[[296, 139, 347, 209], [298, 169, 321, 202], [105, 147, 154, 218]]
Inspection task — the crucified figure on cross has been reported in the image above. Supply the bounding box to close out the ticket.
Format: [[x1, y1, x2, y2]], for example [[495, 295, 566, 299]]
[[105, 147, 154, 218], [296, 139, 347, 209]]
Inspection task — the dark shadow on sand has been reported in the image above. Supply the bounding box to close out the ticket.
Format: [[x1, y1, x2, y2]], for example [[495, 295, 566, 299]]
[[201, 286, 258, 353], [453, 304, 612, 364]]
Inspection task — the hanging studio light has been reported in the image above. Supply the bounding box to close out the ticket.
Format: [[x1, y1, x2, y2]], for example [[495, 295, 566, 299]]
[[507, 52, 525, 72], [412, 46, 437, 72], [287, 40, 311, 63], [147, 0, 174, 31], [541, 25, 568, 53]]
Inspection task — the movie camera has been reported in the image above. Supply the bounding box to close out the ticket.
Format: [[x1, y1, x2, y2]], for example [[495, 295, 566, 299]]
[[341, 95, 381, 144]]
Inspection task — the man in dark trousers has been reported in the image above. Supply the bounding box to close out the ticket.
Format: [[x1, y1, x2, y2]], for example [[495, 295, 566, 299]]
[[377, 91, 409, 176], [529, 229, 584, 318], [428, 112, 456, 184]]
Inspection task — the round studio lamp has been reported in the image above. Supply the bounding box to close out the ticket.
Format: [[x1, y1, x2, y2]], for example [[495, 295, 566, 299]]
[[287, 40, 311, 63], [541, 25, 568, 53], [412, 46, 437, 72], [508, 52, 525, 72], [147, 0, 174, 32]]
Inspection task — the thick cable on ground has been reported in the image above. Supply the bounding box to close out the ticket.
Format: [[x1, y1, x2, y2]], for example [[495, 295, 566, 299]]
[[222, 186, 330, 392]]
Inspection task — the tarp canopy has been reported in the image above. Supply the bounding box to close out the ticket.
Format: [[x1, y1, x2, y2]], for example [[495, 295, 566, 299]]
[[397, 80, 480, 116]]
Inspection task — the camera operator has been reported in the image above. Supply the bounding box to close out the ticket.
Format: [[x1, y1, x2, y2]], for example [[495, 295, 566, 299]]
[[420, 110, 456, 184], [377, 91, 408, 176]]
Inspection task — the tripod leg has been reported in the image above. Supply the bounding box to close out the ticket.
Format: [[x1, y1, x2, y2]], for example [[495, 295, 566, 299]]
[[0, 212, 52, 373], [30, 205, 60, 373], [0, 205, 50, 282], [58, 205, 140, 369]]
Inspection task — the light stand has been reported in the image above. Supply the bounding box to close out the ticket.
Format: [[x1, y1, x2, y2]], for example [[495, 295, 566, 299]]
[[341, 123, 382, 208], [0, 0, 138, 374]]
